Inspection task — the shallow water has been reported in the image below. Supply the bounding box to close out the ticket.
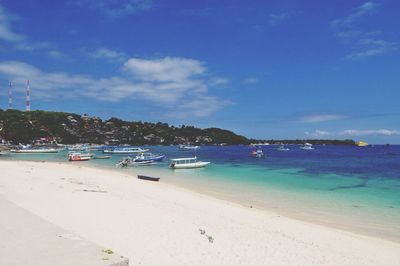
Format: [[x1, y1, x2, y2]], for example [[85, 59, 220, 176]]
[[2, 144, 400, 241]]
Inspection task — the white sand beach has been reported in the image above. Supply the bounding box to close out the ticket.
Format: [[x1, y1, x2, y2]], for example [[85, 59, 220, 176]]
[[0, 160, 399, 266]]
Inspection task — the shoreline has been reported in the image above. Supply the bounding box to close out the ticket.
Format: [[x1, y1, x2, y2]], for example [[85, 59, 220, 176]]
[[1, 160, 400, 265], [2, 158, 400, 244]]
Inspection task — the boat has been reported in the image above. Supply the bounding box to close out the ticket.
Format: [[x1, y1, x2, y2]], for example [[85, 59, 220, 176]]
[[92, 155, 111, 159], [103, 147, 149, 154], [116, 157, 156, 167], [300, 143, 315, 150], [179, 145, 200, 150], [11, 147, 60, 153], [137, 175, 160, 182], [250, 148, 264, 158], [277, 145, 290, 151], [169, 157, 210, 169], [132, 153, 165, 162], [68, 152, 92, 161], [67, 144, 90, 152], [0, 145, 10, 155], [356, 141, 368, 147]]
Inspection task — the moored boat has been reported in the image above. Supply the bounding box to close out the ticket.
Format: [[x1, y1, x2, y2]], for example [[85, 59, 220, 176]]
[[300, 143, 314, 150], [179, 145, 200, 150], [92, 155, 111, 159], [103, 147, 149, 154], [277, 145, 290, 151], [250, 148, 264, 158], [169, 157, 210, 169], [11, 148, 60, 153], [68, 152, 92, 161], [356, 141, 368, 147], [132, 153, 165, 162], [116, 157, 156, 167]]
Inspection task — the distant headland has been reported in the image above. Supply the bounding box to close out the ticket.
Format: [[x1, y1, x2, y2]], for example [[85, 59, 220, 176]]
[[0, 109, 356, 146]]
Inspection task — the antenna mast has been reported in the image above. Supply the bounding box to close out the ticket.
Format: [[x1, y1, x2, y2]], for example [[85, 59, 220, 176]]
[[8, 81, 12, 109], [26, 80, 31, 111]]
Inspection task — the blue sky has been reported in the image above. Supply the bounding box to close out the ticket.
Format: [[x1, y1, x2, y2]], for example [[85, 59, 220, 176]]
[[0, 0, 399, 143]]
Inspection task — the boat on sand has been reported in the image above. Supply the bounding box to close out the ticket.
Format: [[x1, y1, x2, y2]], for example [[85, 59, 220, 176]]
[[137, 175, 160, 182]]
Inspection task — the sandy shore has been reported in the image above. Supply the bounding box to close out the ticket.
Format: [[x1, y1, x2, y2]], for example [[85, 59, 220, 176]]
[[0, 160, 399, 265]]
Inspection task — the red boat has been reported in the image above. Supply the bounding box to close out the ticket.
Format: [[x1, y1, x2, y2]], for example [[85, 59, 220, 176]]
[[68, 152, 92, 161]]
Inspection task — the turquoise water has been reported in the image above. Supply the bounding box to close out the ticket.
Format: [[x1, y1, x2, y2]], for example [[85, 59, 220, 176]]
[[2, 145, 400, 241]]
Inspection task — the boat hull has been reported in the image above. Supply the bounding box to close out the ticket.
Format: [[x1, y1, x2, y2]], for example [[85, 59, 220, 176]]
[[69, 156, 91, 161], [133, 155, 165, 162], [137, 175, 160, 182], [11, 149, 59, 153], [103, 149, 149, 154], [170, 161, 210, 169]]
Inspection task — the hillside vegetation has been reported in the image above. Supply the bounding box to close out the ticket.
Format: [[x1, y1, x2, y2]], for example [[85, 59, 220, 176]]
[[0, 109, 250, 145]]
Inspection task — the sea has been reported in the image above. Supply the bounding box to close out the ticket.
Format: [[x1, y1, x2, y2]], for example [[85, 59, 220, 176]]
[[2, 144, 400, 242]]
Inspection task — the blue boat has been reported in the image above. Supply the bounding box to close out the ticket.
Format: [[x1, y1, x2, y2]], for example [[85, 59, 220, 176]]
[[133, 153, 165, 162]]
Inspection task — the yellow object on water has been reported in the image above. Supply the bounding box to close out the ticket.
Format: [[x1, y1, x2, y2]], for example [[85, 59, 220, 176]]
[[356, 141, 368, 147]]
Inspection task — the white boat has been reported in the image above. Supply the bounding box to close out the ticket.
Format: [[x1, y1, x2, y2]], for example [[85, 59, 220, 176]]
[[103, 147, 149, 154], [300, 143, 315, 150], [277, 145, 290, 151], [11, 148, 60, 153], [67, 144, 90, 151], [250, 149, 264, 158], [68, 152, 92, 161], [179, 145, 200, 150], [169, 157, 210, 169], [116, 157, 156, 167]]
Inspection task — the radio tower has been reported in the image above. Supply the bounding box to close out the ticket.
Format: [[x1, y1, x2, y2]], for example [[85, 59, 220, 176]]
[[26, 80, 31, 111], [8, 81, 12, 109]]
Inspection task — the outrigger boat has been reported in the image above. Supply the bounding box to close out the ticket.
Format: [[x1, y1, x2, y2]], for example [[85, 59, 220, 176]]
[[169, 157, 210, 169], [116, 157, 156, 167], [68, 152, 92, 161], [132, 153, 165, 162], [103, 147, 149, 154]]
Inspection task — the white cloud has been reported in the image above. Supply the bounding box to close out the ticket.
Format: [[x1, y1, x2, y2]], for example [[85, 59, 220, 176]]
[[340, 129, 400, 136], [209, 77, 229, 86], [268, 13, 289, 27], [0, 4, 62, 55], [0, 57, 230, 118], [91, 48, 126, 62], [172, 96, 233, 118], [331, 1, 397, 59], [304, 128, 400, 138], [346, 38, 398, 59], [0, 61, 92, 100], [305, 130, 332, 138], [124, 57, 205, 83], [331, 1, 379, 28], [243, 78, 258, 84], [0, 4, 24, 42], [296, 114, 347, 123], [73, 0, 153, 18]]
